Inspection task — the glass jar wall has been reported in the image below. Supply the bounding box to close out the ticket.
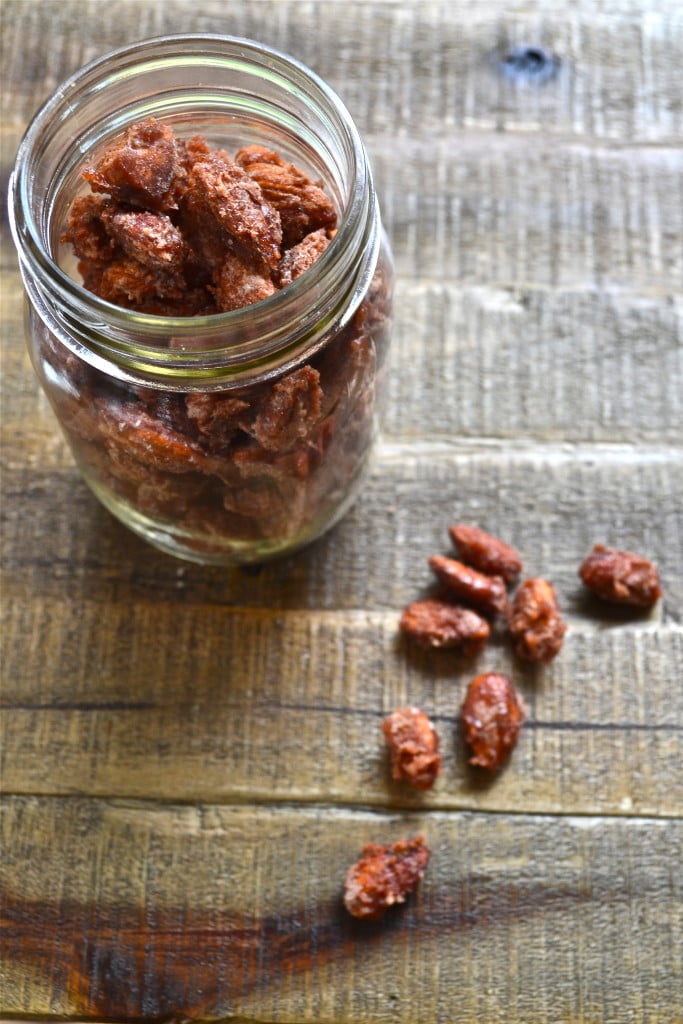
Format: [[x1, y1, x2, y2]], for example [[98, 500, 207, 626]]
[[9, 35, 393, 564]]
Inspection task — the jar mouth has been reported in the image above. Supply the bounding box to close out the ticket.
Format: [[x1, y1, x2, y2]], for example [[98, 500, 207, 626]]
[[9, 34, 379, 383]]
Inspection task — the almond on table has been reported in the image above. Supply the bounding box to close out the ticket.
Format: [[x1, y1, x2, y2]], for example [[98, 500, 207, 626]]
[[381, 707, 441, 790], [343, 836, 430, 920], [579, 544, 662, 608], [428, 554, 510, 617], [399, 599, 490, 656], [461, 672, 526, 771], [448, 524, 523, 583], [508, 577, 567, 664]]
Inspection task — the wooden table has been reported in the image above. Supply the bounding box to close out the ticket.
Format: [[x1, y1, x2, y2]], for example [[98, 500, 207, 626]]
[[2, 2, 682, 1020]]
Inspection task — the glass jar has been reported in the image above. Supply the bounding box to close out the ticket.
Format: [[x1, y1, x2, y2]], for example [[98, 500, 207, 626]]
[[9, 34, 393, 564]]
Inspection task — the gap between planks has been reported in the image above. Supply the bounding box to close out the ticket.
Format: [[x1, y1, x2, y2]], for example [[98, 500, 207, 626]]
[[1, 792, 682, 824], [375, 438, 683, 462]]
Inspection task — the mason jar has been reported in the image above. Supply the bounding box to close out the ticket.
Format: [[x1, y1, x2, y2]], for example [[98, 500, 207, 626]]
[[9, 34, 393, 564]]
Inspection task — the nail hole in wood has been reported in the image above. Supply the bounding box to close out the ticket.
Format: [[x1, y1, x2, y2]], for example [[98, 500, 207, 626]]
[[502, 46, 559, 83]]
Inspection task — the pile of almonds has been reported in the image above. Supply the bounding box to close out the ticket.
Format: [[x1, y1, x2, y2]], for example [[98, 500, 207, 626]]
[[401, 524, 566, 665], [343, 528, 662, 920]]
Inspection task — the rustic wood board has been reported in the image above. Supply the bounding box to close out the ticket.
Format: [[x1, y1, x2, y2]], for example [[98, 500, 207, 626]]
[[3, 451, 681, 612], [1, 0, 682, 1020], [2, 595, 681, 815], [3, 275, 683, 451], [3, 0, 683, 144], [2, 797, 682, 1022]]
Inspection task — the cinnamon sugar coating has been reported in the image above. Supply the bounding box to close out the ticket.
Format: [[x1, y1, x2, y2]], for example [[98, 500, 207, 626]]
[[579, 544, 662, 608], [400, 599, 490, 655], [235, 144, 337, 246], [382, 707, 441, 790], [508, 577, 567, 663], [449, 524, 523, 583], [428, 554, 510, 617], [344, 836, 430, 920], [461, 672, 526, 771]]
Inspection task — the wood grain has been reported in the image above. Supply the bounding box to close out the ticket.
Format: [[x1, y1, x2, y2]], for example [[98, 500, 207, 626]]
[[3, 451, 681, 612], [2, 797, 682, 1021], [377, 136, 683, 291], [3, 270, 682, 454], [1, 598, 681, 814], [387, 285, 683, 444], [2, 0, 683, 145], [2, 0, 682, 1019]]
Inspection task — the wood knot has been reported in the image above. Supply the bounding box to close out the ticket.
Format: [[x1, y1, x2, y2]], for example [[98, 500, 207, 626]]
[[502, 46, 559, 83]]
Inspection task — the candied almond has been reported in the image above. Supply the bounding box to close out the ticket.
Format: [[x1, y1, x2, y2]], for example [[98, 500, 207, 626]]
[[248, 366, 323, 451], [382, 707, 441, 790], [182, 150, 282, 271], [428, 554, 510, 617], [279, 228, 330, 286], [399, 599, 489, 656], [223, 470, 309, 540], [55, 392, 102, 444], [102, 208, 188, 272], [177, 134, 212, 174], [352, 261, 393, 337], [61, 195, 117, 264], [185, 393, 251, 452], [461, 672, 526, 771], [82, 257, 184, 309], [233, 144, 283, 169], [135, 471, 207, 518], [235, 144, 337, 246], [449, 524, 522, 583], [317, 333, 377, 421], [96, 401, 211, 476], [579, 544, 662, 608], [508, 577, 567, 664], [343, 836, 430, 920], [211, 252, 277, 312], [84, 118, 185, 212]]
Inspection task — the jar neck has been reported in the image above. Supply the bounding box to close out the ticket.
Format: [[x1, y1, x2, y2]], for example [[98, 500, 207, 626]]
[[9, 34, 381, 388]]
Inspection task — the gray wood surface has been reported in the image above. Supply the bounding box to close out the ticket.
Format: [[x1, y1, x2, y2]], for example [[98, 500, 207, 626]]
[[1, 1, 682, 1020]]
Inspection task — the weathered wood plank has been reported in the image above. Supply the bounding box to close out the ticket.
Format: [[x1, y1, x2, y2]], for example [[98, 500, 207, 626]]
[[1, 596, 681, 814], [3, 450, 680, 613], [2, 797, 682, 1020], [3, 269, 681, 454], [375, 135, 683, 289], [3, 0, 683, 146], [386, 285, 683, 443], [5, 134, 683, 295]]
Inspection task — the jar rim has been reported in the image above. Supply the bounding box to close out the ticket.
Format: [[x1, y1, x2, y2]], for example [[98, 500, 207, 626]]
[[9, 33, 380, 382]]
